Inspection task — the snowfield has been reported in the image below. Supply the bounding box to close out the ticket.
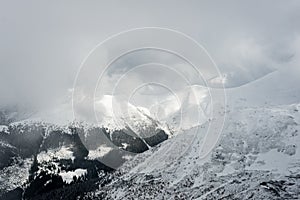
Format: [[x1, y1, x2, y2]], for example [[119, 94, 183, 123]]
[[88, 145, 113, 160], [87, 103, 300, 199], [37, 146, 75, 163]]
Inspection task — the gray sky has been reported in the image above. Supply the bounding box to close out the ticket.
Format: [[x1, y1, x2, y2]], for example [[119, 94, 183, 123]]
[[1, 0, 300, 109]]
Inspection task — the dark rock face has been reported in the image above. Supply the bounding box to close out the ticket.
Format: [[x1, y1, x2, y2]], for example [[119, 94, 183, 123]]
[[0, 142, 17, 169], [1, 125, 44, 158], [78, 126, 168, 154], [109, 128, 149, 153], [144, 129, 168, 147]]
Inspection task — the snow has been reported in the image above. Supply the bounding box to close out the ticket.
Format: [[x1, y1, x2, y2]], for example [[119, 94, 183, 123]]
[[93, 95, 171, 135], [122, 154, 134, 161], [247, 148, 299, 174], [37, 146, 75, 163], [1, 62, 300, 199], [92, 66, 300, 199], [226, 67, 300, 107], [0, 158, 32, 192], [59, 169, 87, 184], [0, 141, 15, 149], [88, 145, 113, 159], [0, 125, 9, 133], [94, 102, 300, 199], [121, 143, 129, 149], [44, 179, 52, 186]]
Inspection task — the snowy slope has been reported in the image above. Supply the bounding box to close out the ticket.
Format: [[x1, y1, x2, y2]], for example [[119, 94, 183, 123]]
[[226, 66, 300, 107], [1, 65, 300, 199], [83, 68, 300, 199], [94, 95, 171, 136], [87, 102, 300, 199]]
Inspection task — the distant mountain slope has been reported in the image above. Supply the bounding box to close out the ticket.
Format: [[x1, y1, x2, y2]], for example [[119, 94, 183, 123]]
[[86, 103, 300, 199], [80, 68, 300, 199], [1, 66, 300, 199], [0, 115, 168, 199]]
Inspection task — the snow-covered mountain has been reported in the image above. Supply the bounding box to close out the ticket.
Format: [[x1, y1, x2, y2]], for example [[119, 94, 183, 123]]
[[1, 66, 300, 199], [89, 102, 299, 199], [81, 67, 300, 199], [0, 96, 171, 199]]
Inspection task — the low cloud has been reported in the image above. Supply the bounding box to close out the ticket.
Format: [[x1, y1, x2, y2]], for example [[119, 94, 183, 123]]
[[0, 1, 299, 111]]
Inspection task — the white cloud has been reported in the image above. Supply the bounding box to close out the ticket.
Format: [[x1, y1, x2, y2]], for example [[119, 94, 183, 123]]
[[0, 1, 299, 111]]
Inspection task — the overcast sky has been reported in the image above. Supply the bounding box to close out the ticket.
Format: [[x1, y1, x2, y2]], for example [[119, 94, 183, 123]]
[[1, 0, 300, 109]]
